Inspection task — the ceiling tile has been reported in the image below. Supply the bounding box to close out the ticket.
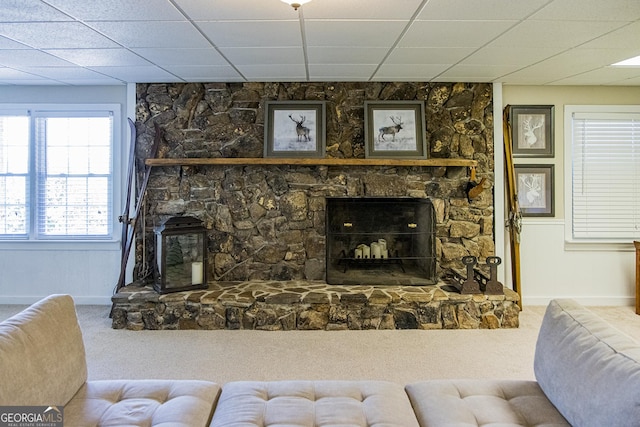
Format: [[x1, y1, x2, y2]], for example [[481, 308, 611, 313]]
[[606, 75, 640, 85], [133, 48, 228, 66], [0, 67, 46, 79], [88, 21, 211, 48], [301, 0, 423, 19], [536, 48, 636, 71], [438, 64, 520, 80], [161, 65, 243, 81], [373, 63, 451, 80], [46, 0, 186, 21], [87, 65, 182, 82], [44, 48, 151, 67], [305, 21, 407, 47], [220, 47, 303, 65], [0, 22, 119, 49], [0, 36, 30, 49], [580, 21, 640, 50], [400, 20, 516, 48], [307, 47, 389, 64], [460, 47, 565, 66], [0, 50, 74, 67], [198, 21, 300, 48], [549, 67, 640, 85], [237, 64, 307, 80], [385, 47, 476, 65], [418, 0, 550, 20], [0, 0, 74, 22], [14, 66, 111, 80], [489, 20, 625, 49], [309, 64, 378, 79], [59, 78, 125, 85], [532, 0, 640, 21], [175, 0, 298, 20]]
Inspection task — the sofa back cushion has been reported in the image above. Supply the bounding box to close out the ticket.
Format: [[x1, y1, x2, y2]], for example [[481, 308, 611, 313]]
[[534, 299, 640, 427], [0, 294, 87, 406]]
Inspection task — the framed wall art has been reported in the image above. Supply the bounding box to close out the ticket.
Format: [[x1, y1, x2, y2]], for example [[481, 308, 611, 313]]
[[509, 105, 554, 157], [515, 164, 554, 217], [364, 101, 427, 159], [264, 101, 326, 158]]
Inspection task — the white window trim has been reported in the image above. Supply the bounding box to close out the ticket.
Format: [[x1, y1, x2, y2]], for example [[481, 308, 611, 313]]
[[0, 103, 121, 248], [564, 104, 640, 251]]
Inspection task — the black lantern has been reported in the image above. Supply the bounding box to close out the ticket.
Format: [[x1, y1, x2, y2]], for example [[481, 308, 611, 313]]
[[154, 216, 208, 294]]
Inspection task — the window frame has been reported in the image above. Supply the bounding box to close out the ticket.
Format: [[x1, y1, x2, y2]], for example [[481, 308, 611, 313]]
[[564, 104, 640, 248], [0, 103, 121, 245]]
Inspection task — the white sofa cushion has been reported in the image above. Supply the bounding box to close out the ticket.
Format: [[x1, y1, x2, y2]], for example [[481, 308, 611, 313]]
[[210, 380, 419, 427], [63, 380, 220, 427], [534, 299, 640, 427], [406, 379, 569, 427]]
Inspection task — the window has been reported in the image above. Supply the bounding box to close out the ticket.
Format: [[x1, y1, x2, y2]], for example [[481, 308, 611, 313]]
[[0, 105, 119, 241], [565, 105, 640, 243]]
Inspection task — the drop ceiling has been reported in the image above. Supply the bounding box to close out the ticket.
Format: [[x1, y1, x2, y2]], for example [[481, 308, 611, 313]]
[[1, 0, 640, 86]]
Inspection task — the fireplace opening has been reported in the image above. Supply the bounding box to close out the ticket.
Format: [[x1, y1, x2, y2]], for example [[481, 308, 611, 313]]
[[326, 197, 436, 285]]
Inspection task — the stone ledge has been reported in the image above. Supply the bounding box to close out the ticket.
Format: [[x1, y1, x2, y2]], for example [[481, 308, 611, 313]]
[[111, 280, 520, 331]]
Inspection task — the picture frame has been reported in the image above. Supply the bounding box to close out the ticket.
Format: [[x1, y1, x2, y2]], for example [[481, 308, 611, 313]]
[[264, 101, 326, 158], [509, 105, 554, 157], [364, 101, 427, 159], [515, 164, 554, 217]]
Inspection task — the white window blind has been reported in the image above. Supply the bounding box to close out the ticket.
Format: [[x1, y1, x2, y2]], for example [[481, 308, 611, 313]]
[[35, 113, 113, 238], [569, 110, 640, 241], [0, 114, 30, 236]]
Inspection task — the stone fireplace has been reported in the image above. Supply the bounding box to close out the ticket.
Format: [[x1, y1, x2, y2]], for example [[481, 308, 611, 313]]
[[109, 81, 521, 331], [132, 81, 496, 285], [326, 197, 435, 286]]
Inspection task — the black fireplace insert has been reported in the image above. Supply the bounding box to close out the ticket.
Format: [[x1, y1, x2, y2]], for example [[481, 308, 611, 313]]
[[326, 197, 436, 285]]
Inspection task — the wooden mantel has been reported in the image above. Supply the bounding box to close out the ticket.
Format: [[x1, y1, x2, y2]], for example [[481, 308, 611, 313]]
[[145, 157, 478, 167]]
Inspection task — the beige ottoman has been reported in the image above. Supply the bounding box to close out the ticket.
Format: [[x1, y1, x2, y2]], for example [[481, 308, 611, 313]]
[[210, 380, 419, 427], [406, 380, 569, 427]]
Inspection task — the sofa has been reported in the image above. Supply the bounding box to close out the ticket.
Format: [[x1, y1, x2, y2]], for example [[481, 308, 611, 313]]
[[1, 295, 639, 427], [0, 294, 221, 426]]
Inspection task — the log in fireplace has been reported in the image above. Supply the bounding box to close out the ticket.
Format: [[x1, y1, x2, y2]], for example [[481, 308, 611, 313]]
[[326, 197, 436, 285]]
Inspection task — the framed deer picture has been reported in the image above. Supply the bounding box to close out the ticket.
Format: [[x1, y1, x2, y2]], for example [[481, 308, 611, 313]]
[[509, 105, 555, 157], [264, 101, 326, 158], [364, 101, 427, 159], [515, 164, 554, 217]]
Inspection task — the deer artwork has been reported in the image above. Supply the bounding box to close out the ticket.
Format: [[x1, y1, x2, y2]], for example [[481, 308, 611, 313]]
[[378, 116, 403, 142], [288, 114, 311, 142], [521, 115, 544, 147]]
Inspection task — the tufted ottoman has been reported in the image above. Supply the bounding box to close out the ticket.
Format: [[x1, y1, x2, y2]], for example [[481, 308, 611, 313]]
[[63, 380, 220, 427], [406, 379, 569, 426], [209, 380, 420, 427]]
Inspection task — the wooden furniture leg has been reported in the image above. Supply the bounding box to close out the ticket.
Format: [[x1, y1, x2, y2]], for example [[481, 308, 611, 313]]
[[635, 241, 640, 315]]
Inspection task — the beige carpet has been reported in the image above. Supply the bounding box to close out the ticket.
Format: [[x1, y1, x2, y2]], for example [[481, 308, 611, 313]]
[[2, 303, 640, 386]]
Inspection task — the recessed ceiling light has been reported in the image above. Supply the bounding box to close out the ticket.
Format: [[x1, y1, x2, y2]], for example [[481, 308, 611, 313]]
[[281, 0, 311, 11], [612, 55, 640, 66]]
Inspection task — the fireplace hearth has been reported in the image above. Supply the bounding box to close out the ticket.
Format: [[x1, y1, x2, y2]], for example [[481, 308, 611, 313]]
[[326, 197, 436, 286]]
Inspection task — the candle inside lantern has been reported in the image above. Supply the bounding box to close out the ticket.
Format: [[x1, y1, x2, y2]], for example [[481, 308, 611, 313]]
[[359, 244, 371, 258], [371, 242, 381, 258], [191, 261, 204, 285]]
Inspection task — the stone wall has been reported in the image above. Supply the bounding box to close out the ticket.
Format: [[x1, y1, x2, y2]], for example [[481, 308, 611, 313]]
[[134, 82, 494, 284]]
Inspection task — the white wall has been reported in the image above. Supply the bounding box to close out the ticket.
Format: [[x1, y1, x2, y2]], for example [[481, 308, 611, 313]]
[[0, 85, 129, 305], [1, 84, 637, 306], [503, 85, 640, 306]]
